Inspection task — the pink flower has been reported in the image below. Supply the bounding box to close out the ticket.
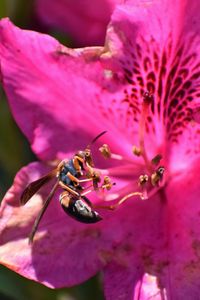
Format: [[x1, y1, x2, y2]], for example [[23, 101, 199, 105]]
[[1, 0, 200, 299], [35, 0, 122, 46]]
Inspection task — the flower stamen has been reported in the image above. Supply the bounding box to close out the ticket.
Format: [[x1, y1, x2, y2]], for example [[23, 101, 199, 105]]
[[132, 146, 142, 156], [99, 144, 125, 161], [151, 154, 162, 166], [138, 174, 149, 200], [97, 98, 166, 210], [92, 191, 144, 211], [81, 175, 114, 196], [151, 166, 165, 186], [111, 191, 145, 208]]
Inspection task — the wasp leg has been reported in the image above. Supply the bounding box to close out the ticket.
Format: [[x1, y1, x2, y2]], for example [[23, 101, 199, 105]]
[[29, 181, 59, 244], [81, 188, 95, 197], [66, 171, 101, 193], [58, 181, 80, 196], [59, 190, 92, 208], [67, 172, 94, 184], [81, 176, 114, 197], [59, 191, 71, 208]]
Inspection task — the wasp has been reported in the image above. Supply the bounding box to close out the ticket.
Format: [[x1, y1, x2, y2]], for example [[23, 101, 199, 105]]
[[21, 131, 111, 243]]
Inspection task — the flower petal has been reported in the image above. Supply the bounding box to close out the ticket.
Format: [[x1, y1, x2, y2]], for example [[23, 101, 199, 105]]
[[107, 0, 200, 167], [103, 160, 200, 299], [103, 262, 142, 300], [35, 0, 121, 46], [158, 161, 200, 298], [100, 189, 169, 300], [0, 18, 132, 161]]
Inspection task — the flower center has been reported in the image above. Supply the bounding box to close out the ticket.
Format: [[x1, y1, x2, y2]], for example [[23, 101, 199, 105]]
[[99, 91, 166, 209]]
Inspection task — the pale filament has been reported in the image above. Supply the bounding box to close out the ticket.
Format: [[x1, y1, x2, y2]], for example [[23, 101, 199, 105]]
[[97, 163, 143, 177], [110, 152, 140, 164], [138, 99, 153, 173]]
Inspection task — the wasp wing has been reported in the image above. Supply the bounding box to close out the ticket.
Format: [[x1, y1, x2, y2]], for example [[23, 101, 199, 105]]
[[20, 169, 57, 205]]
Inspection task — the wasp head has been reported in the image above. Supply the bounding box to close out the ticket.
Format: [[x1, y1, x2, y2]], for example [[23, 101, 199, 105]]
[[76, 148, 94, 168], [83, 148, 94, 167]]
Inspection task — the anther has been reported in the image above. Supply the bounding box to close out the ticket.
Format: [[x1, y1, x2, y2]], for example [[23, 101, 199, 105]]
[[138, 174, 149, 200], [138, 174, 149, 186], [132, 146, 142, 156], [86, 169, 100, 179], [86, 169, 101, 189], [99, 144, 126, 161], [99, 144, 111, 159], [101, 176, 114, 190], [151, 166, 165, 186], [151, 154, 162, 166]]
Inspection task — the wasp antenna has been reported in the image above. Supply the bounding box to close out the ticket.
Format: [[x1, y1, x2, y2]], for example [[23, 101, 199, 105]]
[[86, 131, 107, 150], [91, 131, 107, 145]]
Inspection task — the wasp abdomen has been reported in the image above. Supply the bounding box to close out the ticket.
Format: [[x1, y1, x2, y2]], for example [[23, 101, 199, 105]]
[[61, 196, 102, 223]]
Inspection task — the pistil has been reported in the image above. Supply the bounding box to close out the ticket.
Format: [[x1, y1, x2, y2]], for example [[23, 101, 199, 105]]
[[138, 91, 154, 172]]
